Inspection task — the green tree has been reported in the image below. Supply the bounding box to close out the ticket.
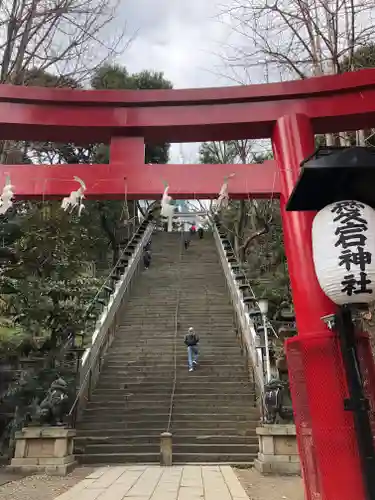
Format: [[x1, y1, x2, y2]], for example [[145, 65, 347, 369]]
[[0, 203, 100, 350], [340, 43, 375, 73]]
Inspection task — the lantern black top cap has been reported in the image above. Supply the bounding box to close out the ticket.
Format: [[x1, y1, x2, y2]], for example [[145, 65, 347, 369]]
[[286, 146, 375, 212]]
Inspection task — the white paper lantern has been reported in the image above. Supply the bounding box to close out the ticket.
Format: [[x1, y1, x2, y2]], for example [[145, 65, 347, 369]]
[[312, 200, 375, 305]]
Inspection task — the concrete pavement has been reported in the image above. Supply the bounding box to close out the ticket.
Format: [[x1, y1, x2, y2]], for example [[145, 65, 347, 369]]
[[55, 465, 249, 500]]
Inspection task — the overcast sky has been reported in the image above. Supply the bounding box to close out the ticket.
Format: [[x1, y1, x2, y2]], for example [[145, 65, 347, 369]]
[[117, 0, 244, 163]]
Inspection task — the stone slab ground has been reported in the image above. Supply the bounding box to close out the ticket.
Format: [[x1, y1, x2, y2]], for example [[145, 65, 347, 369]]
[[53, 465, 249, 500], [0, 465, 305, 500]]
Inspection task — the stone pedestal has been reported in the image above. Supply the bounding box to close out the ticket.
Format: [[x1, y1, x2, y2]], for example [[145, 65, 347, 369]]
[[160, 432, 172, 466], [8, 427, 76, 476], [254, 424, 300, 475]]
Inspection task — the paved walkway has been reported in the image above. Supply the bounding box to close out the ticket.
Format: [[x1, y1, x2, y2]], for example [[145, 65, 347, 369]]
[[55, 465, 249, 500]]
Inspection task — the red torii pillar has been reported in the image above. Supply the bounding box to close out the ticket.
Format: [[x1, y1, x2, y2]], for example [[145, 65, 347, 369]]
[[273, 114, 368, 500]]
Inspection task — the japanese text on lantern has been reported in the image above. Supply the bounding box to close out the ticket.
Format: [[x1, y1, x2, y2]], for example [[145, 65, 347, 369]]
[[332, 201, 373, 297]]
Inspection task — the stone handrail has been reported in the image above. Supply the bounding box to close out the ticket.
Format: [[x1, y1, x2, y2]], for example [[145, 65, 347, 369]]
[[213, 225, 265, 400], [69, 222, 154, 423]]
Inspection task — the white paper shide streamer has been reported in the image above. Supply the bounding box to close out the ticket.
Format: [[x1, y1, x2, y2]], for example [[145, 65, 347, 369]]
[[0, 176, 14, 215], [160, 185, 174, 219], [312, 200, 375, 305], [61, 176, 86, 216], [215, 174, 235, 213]]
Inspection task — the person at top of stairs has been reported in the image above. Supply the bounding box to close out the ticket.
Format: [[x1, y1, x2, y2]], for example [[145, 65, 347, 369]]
[[184, 234, 190, 250], [184, 326, 200, 372], [143, 247, 151, 269]]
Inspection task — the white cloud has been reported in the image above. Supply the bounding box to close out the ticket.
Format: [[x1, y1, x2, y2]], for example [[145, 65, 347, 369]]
[[119, 0, 232, 89], [117, 1, 239, 162]]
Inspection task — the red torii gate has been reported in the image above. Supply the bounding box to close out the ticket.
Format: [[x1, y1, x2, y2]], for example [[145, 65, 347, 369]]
[[2, 69, 375, 500]]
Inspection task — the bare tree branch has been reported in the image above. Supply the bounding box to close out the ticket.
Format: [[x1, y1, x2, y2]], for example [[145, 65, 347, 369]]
[[0, 0, 132, 85], [220, 0, 375, 80], [0, 0, 134, 161], [219, 0, 375, 146]]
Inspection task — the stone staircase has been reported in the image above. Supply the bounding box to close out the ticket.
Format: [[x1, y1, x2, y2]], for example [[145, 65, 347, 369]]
[[75, 231, 259, 464]]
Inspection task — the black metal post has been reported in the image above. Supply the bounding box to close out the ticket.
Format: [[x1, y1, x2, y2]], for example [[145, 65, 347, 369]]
[[335, 305, 375, 500]]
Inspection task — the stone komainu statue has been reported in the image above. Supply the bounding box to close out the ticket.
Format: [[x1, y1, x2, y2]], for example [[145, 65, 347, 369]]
[[263, 378, 294, 424], [35, 378, 70, 426]]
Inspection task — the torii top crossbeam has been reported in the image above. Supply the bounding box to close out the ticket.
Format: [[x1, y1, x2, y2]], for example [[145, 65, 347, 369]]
[[1, 68, 375, 199]]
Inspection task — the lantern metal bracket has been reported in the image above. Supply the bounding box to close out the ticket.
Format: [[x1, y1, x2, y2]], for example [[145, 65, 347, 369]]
[[335, 305, 375, 499], [321, 313, 336, 330], [344, 397, 370, 412]]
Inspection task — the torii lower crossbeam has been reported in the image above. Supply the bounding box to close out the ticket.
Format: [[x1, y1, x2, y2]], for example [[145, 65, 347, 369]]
[[1, 161, 279, 199]]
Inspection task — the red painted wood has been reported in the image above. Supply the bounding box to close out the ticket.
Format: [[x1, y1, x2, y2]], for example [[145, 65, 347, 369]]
[[110, 137, 145, 164], [273, 114, 365, 500], [0, 69, 374, 143], [1, 161, 279, 199], [1, 67, 375, 105]]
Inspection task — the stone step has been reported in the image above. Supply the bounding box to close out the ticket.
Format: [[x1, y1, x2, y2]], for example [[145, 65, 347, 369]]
[[115, 326, 236, 331], [97, 373, 250, 381], [118, 306, 233, 310], [108, 345, 241, 350], [93, 383, 254, 392], [104, 357, 245, 364], [104, 358, 246, 365], [88, 401, 257, 410], [98, 366, 249, 375], [115, 325, 237, 329], [97, 373, 249, 381], [83, 405, 258, 416], [77, 452, 256, 465], [120, 297, 231, 301], [113, 332, 239, 337], [112, 332, 238, 336], [106, 347, 242, 353], [96, 379, 249, 388], [114, 332, 235, 337], [87, 391, 256, 401], [114, 329, 236, 334], [108, 347, 244, 353], [115, 324, 236, 329], [99, 372, 250, 379], [103, 366, 249, 373], [74, 434, 258, 446], [80, 411, 258, 422], [106, 351, 244, 357], [76, 427, 257, 437], [119, 314, 233, 317], [89, 398, 257, 407], [104, 349, 242, 357], [119, 301, 232, 305], [109, 344, 241, 350], [89, 393, 256, 403], [118, 319, 234, 323], [77, 419, 258, 431], [77, 443, 258, 455]]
